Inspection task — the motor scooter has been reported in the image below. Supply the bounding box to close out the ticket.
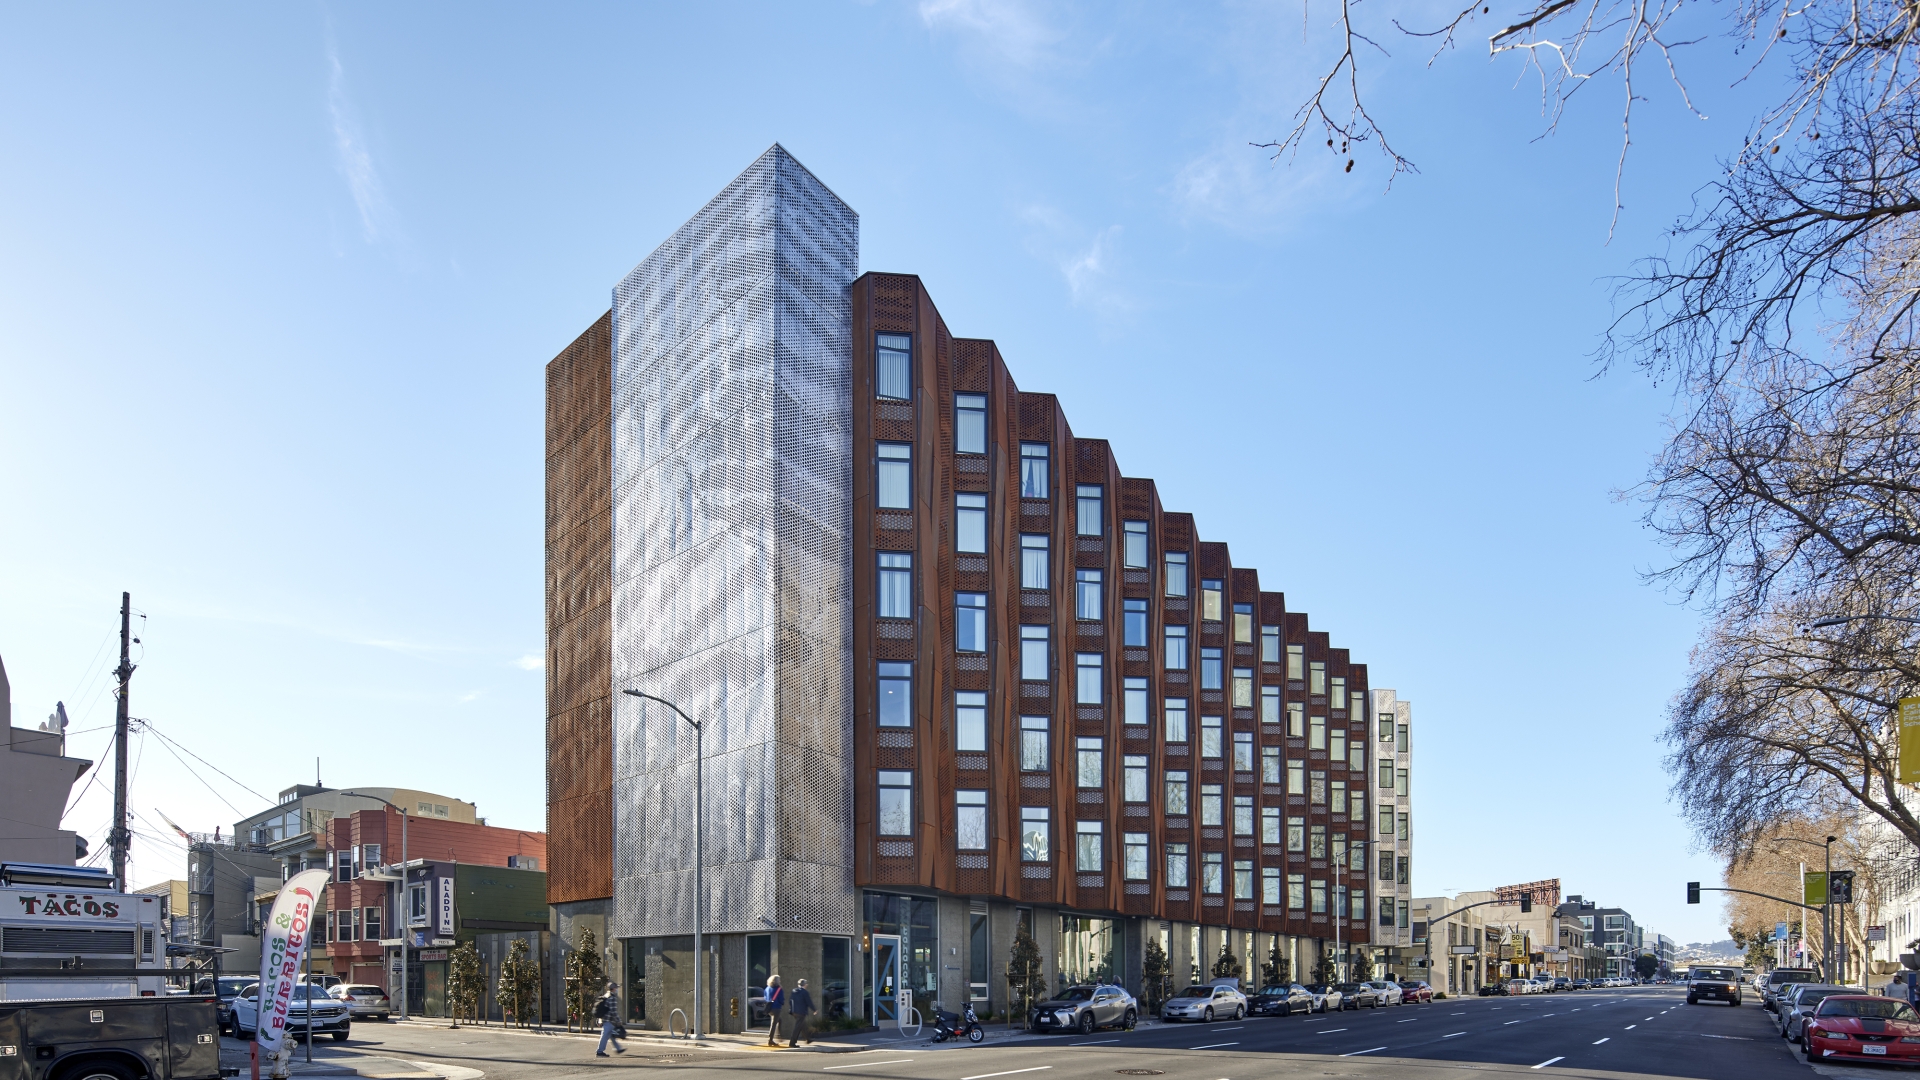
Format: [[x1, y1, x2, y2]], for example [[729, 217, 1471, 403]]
[[930, 1002, 985, 1043]]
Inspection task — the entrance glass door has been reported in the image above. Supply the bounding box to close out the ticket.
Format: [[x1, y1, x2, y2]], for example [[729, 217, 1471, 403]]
[[872, 934, 901, 1025]]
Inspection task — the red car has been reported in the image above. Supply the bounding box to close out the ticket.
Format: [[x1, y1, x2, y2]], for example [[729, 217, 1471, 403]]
[[1397, 981, 1434, 1003], [1802, 995, 1920, 1063]]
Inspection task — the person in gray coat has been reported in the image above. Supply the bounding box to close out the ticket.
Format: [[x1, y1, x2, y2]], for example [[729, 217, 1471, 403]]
[[787, 979, 816, 1047]]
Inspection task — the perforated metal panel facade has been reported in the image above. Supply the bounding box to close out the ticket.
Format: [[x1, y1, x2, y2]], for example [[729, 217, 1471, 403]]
[[608, 145, 859, 940]]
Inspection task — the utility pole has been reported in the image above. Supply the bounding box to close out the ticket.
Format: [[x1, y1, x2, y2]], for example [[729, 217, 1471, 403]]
[[110, 591, 134, 891]]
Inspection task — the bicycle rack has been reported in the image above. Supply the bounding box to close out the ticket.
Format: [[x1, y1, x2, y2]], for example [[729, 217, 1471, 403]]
[[667, 1008, 690, 1039]]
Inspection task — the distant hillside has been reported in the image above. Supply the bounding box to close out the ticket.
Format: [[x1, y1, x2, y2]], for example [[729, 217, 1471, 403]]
[[1678, 939, 1742, 960]]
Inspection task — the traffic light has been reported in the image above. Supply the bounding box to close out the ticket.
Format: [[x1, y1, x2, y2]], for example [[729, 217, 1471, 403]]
[[1687, 882, 1700, 904], [1831, 871, 1855, 904], [1520, 892, 1532, 913]]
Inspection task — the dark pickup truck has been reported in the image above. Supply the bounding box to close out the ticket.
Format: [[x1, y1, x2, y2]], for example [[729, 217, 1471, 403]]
[[0, 995, 233, 1080]]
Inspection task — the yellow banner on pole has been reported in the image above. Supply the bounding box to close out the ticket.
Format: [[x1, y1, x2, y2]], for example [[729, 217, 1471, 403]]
[[1899, 698, 1920, 783], [1805, 872, 1828, 906]]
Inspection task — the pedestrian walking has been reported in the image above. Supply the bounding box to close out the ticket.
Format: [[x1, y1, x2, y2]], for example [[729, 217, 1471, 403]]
[[787, 978, 816, 1047], [593, 982, 625, 1057], [763, 975, 785, 1045]]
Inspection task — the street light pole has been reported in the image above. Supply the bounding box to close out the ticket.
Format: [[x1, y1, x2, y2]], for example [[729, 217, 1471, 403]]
[[624, 690, 703, 1040], [1826, 835, 1837, 982]]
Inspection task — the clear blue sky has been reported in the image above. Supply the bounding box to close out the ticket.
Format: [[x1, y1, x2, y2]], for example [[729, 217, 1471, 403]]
[[0, 2, 1773, 944]]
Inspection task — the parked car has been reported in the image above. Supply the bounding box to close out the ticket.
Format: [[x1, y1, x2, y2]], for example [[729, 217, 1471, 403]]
[[1532, 978, 1556, 994], [1478, 982, 1509, 997], [1365, 980, 1406, 1006], [1551, 977, 1572, 992], [1570, 979, 1591, 991], [193, 975, 255, 1034], [231, 982, 352, 1042], [1686, 965, 1742, 1006], [1161, 982, 1247, 1023], [1800, 995, 1920, 1063], [1250, 983, 1317, 1017], [1303, 983, 1346, 1012], [1030, 984, 1139, 1034], [328, 984, 392, 1020], [1763, 968, 1821, 1012], [1506, 979, 1536, 995], [1398, 981, 1434, 1003], [296, 973, 341, 990], [1781, 984, 1859, 1042], [1335, 982, 1383, 1009]]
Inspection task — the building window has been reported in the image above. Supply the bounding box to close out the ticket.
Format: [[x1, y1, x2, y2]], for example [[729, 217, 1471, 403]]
[[1200, 647, 1223, 689], [363, 844, 380, 868], [1123, 598, 1147, 646], [1076, 821, 1103, 872], [1310, 770, 1327, 804], [1200, 783, 1223, 826], [1077, 737, 1103, 788], [1200, 579, 1223, 622], [1286, 702, 1304, 737], [1350, 839, 1366, 873], [1331, 727, 1347, 764], [1075, 569, 1103, 621], [1378, 762, 1393, 790], [954, 591, 987, 653], [1398, 813, 1409, 840], [1165, 770, 1189, 816], [876, 333, 911, 399], [1261, 625, 1280, 663], [1329, 678, 1346, 712], [334, 851, 350, 883], [876, 443, 911, 508], [1261, 746, 1281, 784], [877, 771, 913, 836], [1165, 552, 1188, 597], [1020, 534, 1049, 589], [1166, 844, 1190, 888], [1200, 715, 1223, 759], [1287, 816, 1305, 852], [877, 662, 912, 727], [1020, 625, 1049, 681], [955, 690, 987, 752], [1288, 873, 1306, 910], [1351, 887, 1367, 921], [955, 393, 986, 454], [1020, 715, 1050, 772], [1165, 625, 1189, 670], [1123, 521, 1148, 568], [1232, 795, 1253, 836], [1309, 713, 1326, 750], [956, 790, 987, 850], [1379, 808, 1394, 836], [1380, 712, 1395, 742], [408, 883, 428, 923], [1309, 662, 1326, 696], [1351, 691, 1366, 721], [1309, 823, 1327, 859], [1232, 731, 1253, 772], [1397, 769, 1409, 797], [1397, 856, 1410, 884], [1075, 652, 1103, 704], [1379, 850, 1393, 881], [1233, 860, 1254, 899], [1232, 667, 1253, 708], [1288, 760, 1305, 795], [878, 552, 912, 619], [1021, 807, 1050, 862], [1399, 722, 1409, 748], [1399, 900, 1410, 929], [1123, 677, 1148, 725], [1202, 852, 1224, 895], [1165, 698, 1189, 743], [1261, 807, 1281, 844], [1233, 603, 1253, 644], [1351, 789, 1365, 823], [1076, 485, 1103, 536], [1262, 867, 1281, 905], [362, 906, 380, 942], [1123, 755, 1148, 802], [1124, 833, 1149, 880], [1019, 442, 1049, 498], [1310, 878, 1327, 914], [1380, 897, 1395, 927], [1260, 685, 1279, 725], [1349, 742, 1366, 772], [1331, 780, 1347, 815], [956, 493, 986, 553]]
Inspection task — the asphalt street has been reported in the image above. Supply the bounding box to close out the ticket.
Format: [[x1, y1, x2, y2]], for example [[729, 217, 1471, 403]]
[[234, 986, 1845, 1080]]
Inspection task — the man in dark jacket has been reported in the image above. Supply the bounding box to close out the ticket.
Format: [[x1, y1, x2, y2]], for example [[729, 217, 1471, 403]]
[[594, 983, 625, 1057], [787, 979, 816, 1047]]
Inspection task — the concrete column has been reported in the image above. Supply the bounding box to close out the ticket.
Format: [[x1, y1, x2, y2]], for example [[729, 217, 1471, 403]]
[[937, 897, 969, 1014], [1168, 922, 1192, 993]]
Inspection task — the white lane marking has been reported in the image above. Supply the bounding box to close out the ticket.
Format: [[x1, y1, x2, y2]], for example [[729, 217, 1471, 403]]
[[825, 1060, 917, 1071], [1452, 1012, 1465, 1015], [1531, 1057, 1565, 1069], [1398, 1018, 1418, 1023], [1626, 1024, 1637, 1030], [962, 1070, 1052, 1080], [1699, 1034, 1752, 1041], [1188, 1042, 1239, 1050], [1593, 1038, 1610, 1045], [1505, 1020, 1524, 1025], [1212, 1026, 1245, 1032], [1068, 1039, 1119, 1046], [1644, 1016, 1655, 1021], [1342, 1047, 1388, 1057], [1443, 1032, 1467, 1039], [1318, 1028, 1349, 1034]]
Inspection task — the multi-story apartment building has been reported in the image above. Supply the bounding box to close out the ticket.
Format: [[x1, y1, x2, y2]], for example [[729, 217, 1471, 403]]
[[1373, 690, 1414, 975], [543, 145, 1401, 1033], [1555, 895, 1642, 979]]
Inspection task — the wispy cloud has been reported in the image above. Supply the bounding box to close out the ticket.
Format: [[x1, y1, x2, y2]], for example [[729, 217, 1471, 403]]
[[1021, 206, 1135, 318], [919, 0, 1060, 69], [511, 653, 542, 672], [325, 36, 392, 243], [457, 690, 483, 703]]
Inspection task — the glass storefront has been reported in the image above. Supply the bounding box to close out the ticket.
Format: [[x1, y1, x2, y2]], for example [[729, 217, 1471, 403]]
[[623, 942, 647, 1022], [862, 892, 939, 1010], [1057, 915, 1121, 990]]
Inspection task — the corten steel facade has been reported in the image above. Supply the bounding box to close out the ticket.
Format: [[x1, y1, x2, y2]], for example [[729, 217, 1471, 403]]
[[544, 146, 1409, 1033]]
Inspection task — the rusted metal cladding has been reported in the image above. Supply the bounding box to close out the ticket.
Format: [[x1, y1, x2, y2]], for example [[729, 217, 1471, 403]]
[[608, 146, 859, 939]]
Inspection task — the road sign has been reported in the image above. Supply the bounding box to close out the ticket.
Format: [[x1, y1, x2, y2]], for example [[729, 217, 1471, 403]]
[[1870, 925, 1888, 942], [1900, 697, 1920, 783], [1775, 922, 1788, 942], [1805, 872, 1828, 906], [1451, 945, 1478, 955]]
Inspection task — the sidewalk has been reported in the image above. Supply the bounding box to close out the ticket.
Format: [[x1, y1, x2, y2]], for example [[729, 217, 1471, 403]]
[[375, 1015, 1110, 1054]]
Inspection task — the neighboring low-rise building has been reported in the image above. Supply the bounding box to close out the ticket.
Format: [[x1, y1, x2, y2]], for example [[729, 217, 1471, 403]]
[[0, 656, 90, 867], [1413, 894, 1494, 995]]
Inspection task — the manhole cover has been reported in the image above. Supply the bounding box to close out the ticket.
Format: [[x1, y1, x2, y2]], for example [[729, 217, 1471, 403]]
[[1116, 1071, 1164, 1076]]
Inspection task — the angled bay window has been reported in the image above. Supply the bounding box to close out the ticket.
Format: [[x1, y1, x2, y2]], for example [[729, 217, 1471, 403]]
[[1164, 697, 1189, 743], [1332, 779, 1347, 815], [1330, 677, 1346, 711], [1020, 534, 1049, 589], [1287, 760, 1304, 795], [1021, 807, 1050, 862], [1350, 839, 1366, 874], [1260, 685, 1279, 724], [1123, 598, 1147, 646], [1076, 736, 1103, 788], [1309, 661, 1326, 697], [956, 591, 987, 653], [956, 790, 987, 850], [1124, 832, 1149, 880], [1164, 625, 1189, 670], [878, 771, 913, 836], [1379, 712, 1396, 742], [1075, 821, 1103, 872], [878, 552, 912, 618], [1349, 741, 1366, 773], [1309, 713, 1326, 750], [1288, 873, 1306, 910], [1232, 666, 1253, 707], [1352, 887, 1368, 921], [1075, 652, 1103, 704], [1233, 860, 1253, 899], [1378, 808, 1394, 836], [1232, 795, 1253, 836], [1287, 644, 1305, 681], [1397, 769, 1409, 797], [1261, 746, 1281, 784], [1286, 816, 1305, 852], [1309, 823, 1327, 858], [1019, 442, 1049, 498], [877, 662, 912, 727], [1233, 602, 1253, 644], [876, 333, 911, 399], [1164, 770, 1189, 816], [1201, 852, 1224, 895], [955, 690, 987, 752], [1232, 731, 1253, 772], [1200, 579, 1223, 622], [1200, 648, 1222, 689], [1261, 625, 1280, 663], [956, 492, 987, 553], [1123, 677, 1148, 725], [1310, 770, 1327, 804], [954, 392, 986, 454], [1261, 806, 1280, 844], [1199, 783, 1223, 826], [1199, 715, 1223, 759], [1310, 878, 1327, 914], [1076, 484, 1103, 536], [1380, 897, 1395, 926], [1379, 761, 1393, 790], [1123, 754, 1147, 802], [1331, 727, 1346, 765], [1075, 569, 1103, 620], [1164, 552, 1188, 597], [1287, 702, 1305, 737], [1020, 625, 1049, 680], [1020, 715, 1050, 772], [1123, 520, 1148, 568], [1263, 866, 1281, 905], [1351, 691, 1367, 721], [1166, 843, 1190, 888], [876, 443, 911, 508], [1351, 788, 1365, 824]]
